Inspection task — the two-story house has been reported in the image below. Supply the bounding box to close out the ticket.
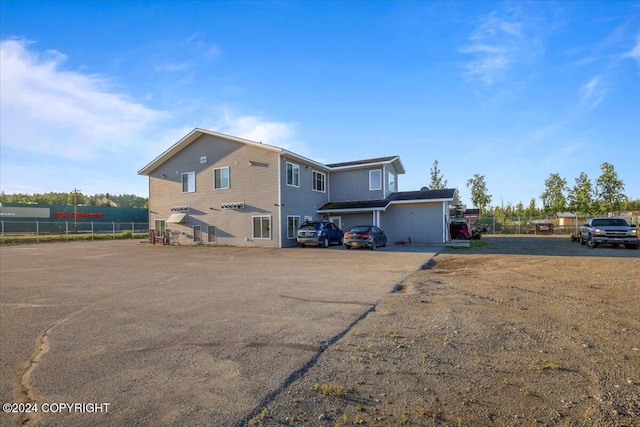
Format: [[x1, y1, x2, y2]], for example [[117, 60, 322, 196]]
[[138, 128, 458, 247]]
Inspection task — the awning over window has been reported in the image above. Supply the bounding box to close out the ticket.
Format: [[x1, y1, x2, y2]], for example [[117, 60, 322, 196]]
[[166, 213, 187, 223]]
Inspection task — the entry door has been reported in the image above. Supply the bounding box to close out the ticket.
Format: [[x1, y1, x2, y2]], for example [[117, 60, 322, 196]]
[[329, 216, 342, 230], [207, 225, 216, 243], [193, 225, 201, 243]]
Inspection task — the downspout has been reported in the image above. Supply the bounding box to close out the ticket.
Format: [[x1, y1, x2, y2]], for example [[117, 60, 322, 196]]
[[443, 202, 448, 243], [278, 155, 282, 248]]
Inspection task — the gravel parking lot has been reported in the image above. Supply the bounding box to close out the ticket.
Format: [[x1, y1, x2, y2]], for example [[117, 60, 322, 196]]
[[258, 236, 640, 427], [0, 240, 437, 427]]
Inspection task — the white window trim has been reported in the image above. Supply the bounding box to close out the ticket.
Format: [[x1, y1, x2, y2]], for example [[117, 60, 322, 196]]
[[252, 215, 272, 240], [182, 171, 196, 193], [214, 166, 230, 190], [286, 162, 300, 187], [369, 169, 382, 191], [287, 215, 300, 239], [312, 170, 326, 193]]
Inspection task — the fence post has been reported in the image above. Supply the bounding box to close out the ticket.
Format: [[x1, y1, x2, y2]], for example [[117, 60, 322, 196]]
[[132, 222, 135, 236], [66, 221, 69, 242], [113, 222, 116, 240], [1, 219, 4, 245], [91, 222, 94, 241], [36, 220, 39, 243]]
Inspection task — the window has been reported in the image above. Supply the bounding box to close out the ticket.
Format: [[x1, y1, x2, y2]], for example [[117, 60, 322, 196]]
[[287, 216, 300, 239], [369, 169, 382, 191], [253, 216, 271, 239], [312, 170, 326, 192], [388, 172, 397, 193], [214, 167, 230, 189], [286, 162, 299, 187], [182, 172, 195, 193]]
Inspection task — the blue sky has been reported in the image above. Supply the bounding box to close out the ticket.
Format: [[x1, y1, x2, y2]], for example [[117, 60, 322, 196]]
[[1, 1, 639, 208]]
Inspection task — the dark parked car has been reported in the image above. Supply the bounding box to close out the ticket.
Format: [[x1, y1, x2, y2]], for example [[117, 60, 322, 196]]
[[450, 220, 472, 240], [297, 221, 343, 248], [343, 225, 387, 250]]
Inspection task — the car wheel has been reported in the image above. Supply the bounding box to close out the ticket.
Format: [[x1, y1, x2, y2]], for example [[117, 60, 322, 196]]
[[345, 245, 351, 249], [300, 243, 306, 248], [456, 234, 466, 240], [586, 236, 598, 249], [382, 238, 387, 247], [625, 242, 640, 249], [370, 241, 377, 250], [322, 237, 329, 248], [580, 236, 586, 245]]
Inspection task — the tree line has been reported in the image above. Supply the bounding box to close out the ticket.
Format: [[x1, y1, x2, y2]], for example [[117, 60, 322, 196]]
[[0, 192, 148, 209], [428, 160, 639, 217]]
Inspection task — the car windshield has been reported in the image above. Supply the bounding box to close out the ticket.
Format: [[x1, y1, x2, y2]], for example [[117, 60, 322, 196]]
[[349, 226, 371, 233], [592, 219, 628, 227]]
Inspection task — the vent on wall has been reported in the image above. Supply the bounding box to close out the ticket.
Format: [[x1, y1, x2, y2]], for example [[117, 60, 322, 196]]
[[221, 202, 245, 209], [171, 206, 190, 212]]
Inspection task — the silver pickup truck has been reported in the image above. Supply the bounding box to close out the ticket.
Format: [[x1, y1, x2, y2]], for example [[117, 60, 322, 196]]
[[579, 217, 639, 249]]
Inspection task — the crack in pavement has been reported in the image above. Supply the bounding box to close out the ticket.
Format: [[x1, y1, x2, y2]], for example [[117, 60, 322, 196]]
[[12, 273, 187, 427], [279, 294, 375, 306]]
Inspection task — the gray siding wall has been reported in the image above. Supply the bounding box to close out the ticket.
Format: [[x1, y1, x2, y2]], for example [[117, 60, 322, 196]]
[[148, 134, 281, 247], [329, 168, 385, 202], [279, 157, 330, 247], [381, 203, 445, 244]]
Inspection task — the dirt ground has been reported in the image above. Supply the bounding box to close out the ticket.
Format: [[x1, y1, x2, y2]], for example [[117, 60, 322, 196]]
[[250, 236, 640, 427]]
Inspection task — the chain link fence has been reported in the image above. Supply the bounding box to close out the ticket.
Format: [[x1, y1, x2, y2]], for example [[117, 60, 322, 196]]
[[1, 220, 149, 244], [469, 214, 640, 235]]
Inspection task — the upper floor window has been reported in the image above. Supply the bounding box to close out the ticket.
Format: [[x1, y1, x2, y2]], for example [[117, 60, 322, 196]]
[[286, 162, 300, 187], [388, 172, 397, 193], [182, 172, 195, 193], [369, 169, 382, 191], [214, 167, 230, 190], [312, 170, 326, 192]]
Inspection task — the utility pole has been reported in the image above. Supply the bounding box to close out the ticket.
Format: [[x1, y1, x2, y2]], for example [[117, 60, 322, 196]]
[[74, 188, 81, 233]]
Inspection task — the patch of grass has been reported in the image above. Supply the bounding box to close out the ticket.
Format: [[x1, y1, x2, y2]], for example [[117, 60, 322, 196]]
[[320, 383, 345, 397]]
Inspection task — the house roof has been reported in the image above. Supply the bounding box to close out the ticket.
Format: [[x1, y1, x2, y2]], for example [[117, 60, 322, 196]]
[[139, 128, 405, 176], [318, 188, 456, 212], [326, 156, 405, 174], [138, 128, 328, 176]]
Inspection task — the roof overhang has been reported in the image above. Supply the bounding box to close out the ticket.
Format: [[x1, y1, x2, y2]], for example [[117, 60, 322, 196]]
[[139, 128, 332, 176]]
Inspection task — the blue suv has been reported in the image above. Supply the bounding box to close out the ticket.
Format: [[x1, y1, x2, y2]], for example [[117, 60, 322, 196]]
[[297, 221, 343, 248]]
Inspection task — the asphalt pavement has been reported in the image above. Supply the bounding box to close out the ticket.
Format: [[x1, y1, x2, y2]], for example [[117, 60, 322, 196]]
[[0, 240, 438, 427]]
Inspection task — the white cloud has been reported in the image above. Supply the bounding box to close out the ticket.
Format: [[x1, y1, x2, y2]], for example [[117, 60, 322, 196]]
[[623, 32, 640, 70], [0, 38, 167, 160], [211, 108, 310, 157], [579, 76, 605, 110], [460, 10, 541, 85]]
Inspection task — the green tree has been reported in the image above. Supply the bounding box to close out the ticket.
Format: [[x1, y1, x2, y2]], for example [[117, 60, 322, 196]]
[[567, 172, 594, 214], [428, 160, 448, 190], [466, 174, 492, 214], [525, 198, 538, 217], [595, 162, 626, 214], [540, 173, 567, 216]]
